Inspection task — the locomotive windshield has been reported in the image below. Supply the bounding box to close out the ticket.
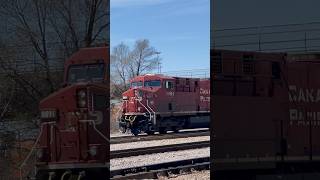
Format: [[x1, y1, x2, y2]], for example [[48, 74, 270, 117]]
[[131, 81, 143, 88], [67, 63, 104, 84], [144, 80, 161, 87]]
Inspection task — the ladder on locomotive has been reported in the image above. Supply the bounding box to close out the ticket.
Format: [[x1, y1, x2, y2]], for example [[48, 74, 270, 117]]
[[137, 99, 156, 125]]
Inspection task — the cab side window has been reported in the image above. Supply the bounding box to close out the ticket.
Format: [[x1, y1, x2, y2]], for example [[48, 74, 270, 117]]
[[272, 62, 281, 79], [165, 81, 174, 89]]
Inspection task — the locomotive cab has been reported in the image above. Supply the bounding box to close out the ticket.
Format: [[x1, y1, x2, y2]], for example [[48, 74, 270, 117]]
[[33, 47, 109, 179]]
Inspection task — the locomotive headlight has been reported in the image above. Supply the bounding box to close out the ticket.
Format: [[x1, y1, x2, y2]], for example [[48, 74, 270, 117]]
[[89, 146, 97, 156], [123, 96, 128, 100], [78, 90, 86, 98], [77, 90, 87, 108]]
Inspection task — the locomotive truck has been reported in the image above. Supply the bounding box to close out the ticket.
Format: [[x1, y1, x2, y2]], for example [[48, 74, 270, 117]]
[[118, 74, 210, 136], [212, 49, 320, 178], [25, 46, 109, 180]]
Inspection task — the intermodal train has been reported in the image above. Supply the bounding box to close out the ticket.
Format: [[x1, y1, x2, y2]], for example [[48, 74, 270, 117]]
[[29, 46, 109, 180], [118, 74, 210, 136], [212, 49, 320, 178]]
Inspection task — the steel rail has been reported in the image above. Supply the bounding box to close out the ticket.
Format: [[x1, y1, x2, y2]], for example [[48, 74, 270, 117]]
[[110, 129, 209, 144], [110, 140, 210, 159]]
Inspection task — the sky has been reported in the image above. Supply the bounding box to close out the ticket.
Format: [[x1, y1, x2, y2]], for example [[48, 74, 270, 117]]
[[213, 0, 320, 29], [212, 0, 320, 52], [110, 0, 210, 73]]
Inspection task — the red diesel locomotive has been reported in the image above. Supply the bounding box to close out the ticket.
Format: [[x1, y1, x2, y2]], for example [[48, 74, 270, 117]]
[[118, 74, 210, 136], [212, 49, 320, 177], [25, 47, 109, 180]]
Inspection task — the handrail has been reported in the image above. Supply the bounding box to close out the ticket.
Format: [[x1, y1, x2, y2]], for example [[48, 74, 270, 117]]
[[60, 170, 71, 180], [146, 100, 156, 125], [19, 121, 56, 180], [78, 120, 109, 142], [137, 99, 152, 122]]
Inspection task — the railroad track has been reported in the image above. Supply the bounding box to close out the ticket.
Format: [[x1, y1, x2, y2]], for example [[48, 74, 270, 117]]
[[110, 140, 210, 159], [110, 129, 209, 144], [110, 157, 210, 179]]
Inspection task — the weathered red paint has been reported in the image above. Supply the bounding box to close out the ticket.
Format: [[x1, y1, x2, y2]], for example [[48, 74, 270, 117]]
[[36, 46, 109, 177], [212, 49, 320, 171]]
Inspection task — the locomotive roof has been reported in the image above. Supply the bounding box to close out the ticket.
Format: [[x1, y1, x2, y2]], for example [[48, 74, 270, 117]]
[[213, 49, 320, 62], [130, 74, 203, 82], [64, 46, 109, 67], [130, 74, 174, 82], [212, 49, 286, 56], [286, 52, 320, 62]]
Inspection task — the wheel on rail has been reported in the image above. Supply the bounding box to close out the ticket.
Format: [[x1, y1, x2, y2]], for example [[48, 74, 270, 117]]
[[172, 126, 179, 133], [146, 124, 155, 135], [159, 127, 167, 134], [146, 131, 155, 135], [131, 128, 141, 136]]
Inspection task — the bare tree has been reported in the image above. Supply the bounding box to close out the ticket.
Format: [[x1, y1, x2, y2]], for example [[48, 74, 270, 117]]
[[0, 76, 14, 121], [0, 0, 109, 178], [0, 0, 56, 93], [0, 0, 109, 94], [0, 0, 109, 115], [129, 39, 161, 78], [49, 0, 109, 56], [111, 39, 161, 98], [111, 43, 130, 90]]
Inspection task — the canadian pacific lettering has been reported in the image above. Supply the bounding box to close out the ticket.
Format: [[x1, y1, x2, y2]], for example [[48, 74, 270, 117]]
[[289, 85, 320, 126], [289, 85, 320, 102], [200, 88, 210, 102]]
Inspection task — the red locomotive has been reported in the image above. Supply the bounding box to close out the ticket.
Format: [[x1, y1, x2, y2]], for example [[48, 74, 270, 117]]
[[212, 49, 320, 176], [25, 47, 109, 179], [118, 74, 210, 136]]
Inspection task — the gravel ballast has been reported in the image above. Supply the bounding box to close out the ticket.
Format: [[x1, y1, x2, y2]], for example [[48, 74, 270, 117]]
[[159, 170, 210, 180], [110, 136, 210, 151], [110, 147, 210, 170]]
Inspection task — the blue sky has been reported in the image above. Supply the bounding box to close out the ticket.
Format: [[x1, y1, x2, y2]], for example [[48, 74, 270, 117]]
[[214, 0, 320, 29], [111, 0, 210, 73]]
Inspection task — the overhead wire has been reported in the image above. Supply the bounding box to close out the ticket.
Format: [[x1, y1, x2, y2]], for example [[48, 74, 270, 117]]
[[213, 22, 320, 53]]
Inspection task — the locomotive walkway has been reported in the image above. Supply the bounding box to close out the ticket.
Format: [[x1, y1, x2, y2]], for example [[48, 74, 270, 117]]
[[110, 140, 210, 159], [110, 157, 210, 179], [110, 129, 209, 144]]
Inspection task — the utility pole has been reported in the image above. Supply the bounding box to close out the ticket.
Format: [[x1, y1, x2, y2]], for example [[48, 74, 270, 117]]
[[155, 51, 161, 73]]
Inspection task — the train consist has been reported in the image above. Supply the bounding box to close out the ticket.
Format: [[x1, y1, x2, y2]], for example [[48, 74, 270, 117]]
[[212, 49, 320, 175], [118, 74, 210, 136], [29, 47, 109, 179]]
